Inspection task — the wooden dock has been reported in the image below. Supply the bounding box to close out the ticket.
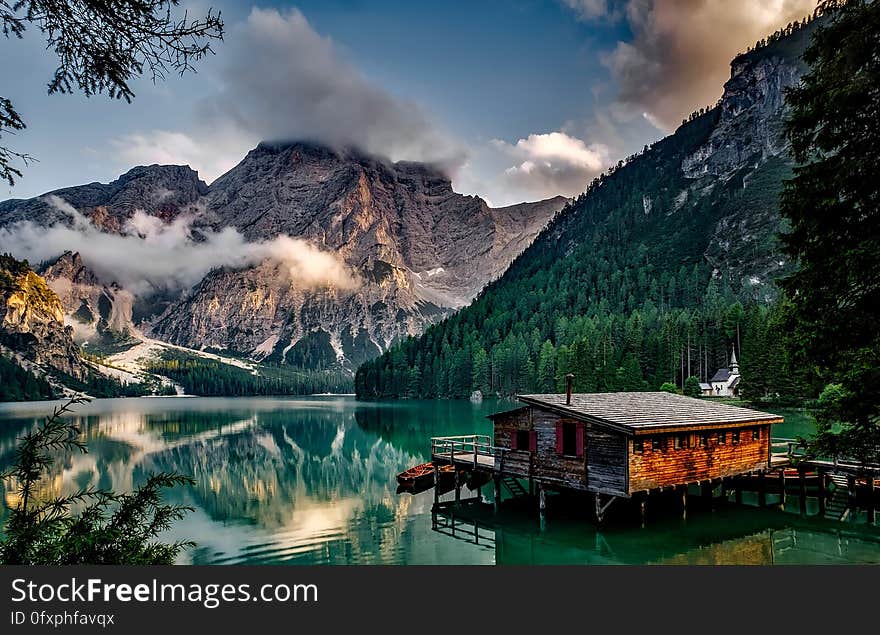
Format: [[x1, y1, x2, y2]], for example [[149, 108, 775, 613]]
[[425, 433, 878, 525]]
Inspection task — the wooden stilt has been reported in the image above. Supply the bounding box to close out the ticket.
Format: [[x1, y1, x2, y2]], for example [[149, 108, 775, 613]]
[[454, 470, 461, 507], [538, 483, 547, 518], [847, 474, 857, 513], [639, 494, 647, 528], [680, 485, 688, 520], [798, 465, 807, 516], [493, 475, 501, 511], [867, 476, 875, 524], [528, 454, 535, 498], [433, 464, 440, 505], [758, 471, 766, 507], [776, 469, 785, 509]]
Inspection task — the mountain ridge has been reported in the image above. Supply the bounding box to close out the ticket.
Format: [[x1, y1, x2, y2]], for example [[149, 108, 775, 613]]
[[0, 141, 566, 376]]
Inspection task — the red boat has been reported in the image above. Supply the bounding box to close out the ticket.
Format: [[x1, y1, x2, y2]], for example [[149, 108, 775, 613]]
[[396, 462, 455, 488]]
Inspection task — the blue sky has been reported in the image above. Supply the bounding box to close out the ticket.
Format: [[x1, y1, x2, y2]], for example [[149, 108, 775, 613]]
[[0, 1, 815, 205]]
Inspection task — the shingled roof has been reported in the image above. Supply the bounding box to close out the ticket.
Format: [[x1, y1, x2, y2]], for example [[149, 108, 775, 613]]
[[710, 368, 731, 382], [514, 392, 782, 434]]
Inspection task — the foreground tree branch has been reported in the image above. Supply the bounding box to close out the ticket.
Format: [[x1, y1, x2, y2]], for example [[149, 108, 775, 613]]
[[0, 0, 224, 186]]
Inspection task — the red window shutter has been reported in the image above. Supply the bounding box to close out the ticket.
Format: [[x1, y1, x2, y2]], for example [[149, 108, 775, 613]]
[[510, 431, 518, 450], [576, 423, 585, 458], [529, 431, 537, 453], [555, 422, 563, 455]]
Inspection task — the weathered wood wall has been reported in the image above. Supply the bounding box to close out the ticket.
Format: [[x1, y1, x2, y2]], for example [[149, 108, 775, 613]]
[[628, 424, 771, 493], [586, 426, 627, 495], [493, 408, 533, 477], [493, 407, 627, 495]]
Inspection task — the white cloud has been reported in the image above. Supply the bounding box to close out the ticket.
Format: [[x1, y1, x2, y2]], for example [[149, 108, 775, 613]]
[[113, 7, 464, 184], [487, 132, 610, 202], [0, 195, 359, 295], [111, 131, 245, 182]]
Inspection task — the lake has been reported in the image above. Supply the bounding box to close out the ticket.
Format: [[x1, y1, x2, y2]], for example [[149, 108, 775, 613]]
[[1, 396, 878, 565]]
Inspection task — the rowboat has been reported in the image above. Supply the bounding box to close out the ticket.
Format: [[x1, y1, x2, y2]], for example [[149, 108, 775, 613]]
[[396, 462, 455, 488]]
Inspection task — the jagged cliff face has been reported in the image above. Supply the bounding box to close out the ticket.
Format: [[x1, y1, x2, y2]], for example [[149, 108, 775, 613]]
[[0, 256, 86, 379], [40, 252, 137, 346], [0, 144, 564, 370], [0, 165, 208, 229], [679, 29, 816, 299]]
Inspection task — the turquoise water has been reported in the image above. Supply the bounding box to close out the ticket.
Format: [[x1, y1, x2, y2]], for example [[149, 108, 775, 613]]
[[1, 396, 878, 565]]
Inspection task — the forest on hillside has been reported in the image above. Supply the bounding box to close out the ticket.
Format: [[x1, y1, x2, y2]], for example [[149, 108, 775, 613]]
[[356, 108, 812, 403]]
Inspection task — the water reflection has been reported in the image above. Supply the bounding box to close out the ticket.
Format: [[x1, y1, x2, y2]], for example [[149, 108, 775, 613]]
[[0, 397, 498, 565], [0, 396, 877, 565]]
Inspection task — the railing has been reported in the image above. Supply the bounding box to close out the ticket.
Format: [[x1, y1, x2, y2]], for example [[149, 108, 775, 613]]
[[431, 435, 500, 468], [771, 437, 806, 460]]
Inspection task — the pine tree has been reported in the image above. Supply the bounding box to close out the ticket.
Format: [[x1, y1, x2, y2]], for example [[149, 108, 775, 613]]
[[780, 0, 880, 464]]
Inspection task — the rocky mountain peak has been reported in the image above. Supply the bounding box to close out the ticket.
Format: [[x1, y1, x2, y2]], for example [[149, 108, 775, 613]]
[[1, 141, 565, 372]]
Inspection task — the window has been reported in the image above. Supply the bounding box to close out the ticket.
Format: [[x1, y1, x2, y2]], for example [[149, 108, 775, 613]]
[[673, 435, 683, 450], [652, 437, 663, 452], [732, 430, 740, 444], [562, 422, 578, 456], [752, 428, 760, 441], [633, 438, 644, 454], [516, 430, 531, 451], [717, 432, 726, 445], [699, 434, 708, 448]]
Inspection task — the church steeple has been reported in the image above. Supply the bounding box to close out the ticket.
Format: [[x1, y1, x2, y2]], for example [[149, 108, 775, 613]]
[[730, 347, 739, 375]]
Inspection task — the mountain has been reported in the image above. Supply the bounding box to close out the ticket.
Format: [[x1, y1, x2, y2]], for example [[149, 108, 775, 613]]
[[0, 254, 87, 383], [0, 144, 564, 375], [150, 143, 565, 369], [356, 19, 822, 400]]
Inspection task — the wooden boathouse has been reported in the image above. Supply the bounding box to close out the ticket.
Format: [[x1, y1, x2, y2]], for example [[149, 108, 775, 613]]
[[431, 388, 785, 522]]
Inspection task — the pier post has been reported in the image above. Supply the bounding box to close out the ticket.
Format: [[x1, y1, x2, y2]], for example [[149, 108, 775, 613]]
[[538, 483, 547, 514], [680, 486, 687, 520], [798, 465, 807, 516], [493, 475, 502, 511], [817, 468, 826, 516], [778, 470, 787, 509], [867, 476, 875, 524], [529, 454, 535, 498], [433, 464, 440, 505], [639, 494, 647, 528], [847, 474, 857, 513], [454, 470, 462, 507], [758, 471, 766, 507]]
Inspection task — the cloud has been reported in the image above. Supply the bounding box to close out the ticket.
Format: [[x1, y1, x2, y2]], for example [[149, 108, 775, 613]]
[[0, 196, 359, 295], [110, 131, 246, 183], [561, 0, 614, 21], [604, 0, 816, 131], [115, 7, 464, 184], [489, 132, 610, 201]]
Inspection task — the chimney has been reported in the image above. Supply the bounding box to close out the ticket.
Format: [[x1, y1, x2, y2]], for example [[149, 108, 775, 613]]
[[565, 373, 574, 405]]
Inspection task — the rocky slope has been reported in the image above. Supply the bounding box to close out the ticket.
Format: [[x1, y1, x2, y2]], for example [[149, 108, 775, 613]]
[[0, 255, 86, 379], [0, 144, 565, 370], [681, 23, 817, 297]]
